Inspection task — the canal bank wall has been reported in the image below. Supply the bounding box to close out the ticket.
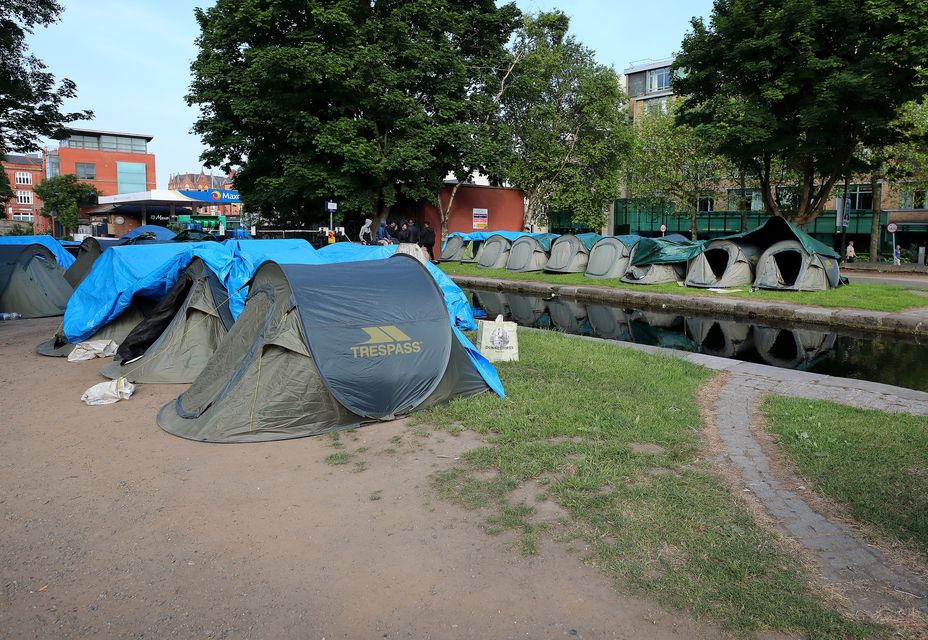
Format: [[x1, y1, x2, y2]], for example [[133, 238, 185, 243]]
[[450, 275, 928, 337]]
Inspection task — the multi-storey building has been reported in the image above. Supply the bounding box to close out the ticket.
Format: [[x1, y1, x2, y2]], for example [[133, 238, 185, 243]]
[[623, 58, 674, 122], [2, 153, 49, 233]]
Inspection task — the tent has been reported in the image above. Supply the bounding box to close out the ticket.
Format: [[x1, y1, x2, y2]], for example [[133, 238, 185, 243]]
[[506, 292, 551, 328], [63, 237, 128, 288], [622, 237, 706, 285], [547, 298, 590, 334], [476, 233, 519, 268], [544, 233, 602, 273], [0, 244, 73, 318], [35, 302, 151, 357], [123, 225, 176, 241], [584, 236, 641, 279], [720, 216, 842, 291], [460, 238, 484, 263], [685, 240, 761, 288], [754, 327, 836, 369], [157, 255, 503, 443], [472, 290, 509, 319], [0, 235, 75, 269], [685, 318, 753, 358], [100, 258, 234, 383], [440, 234, 467, 261], [506, 233, 559, 272], [586, 304, 633, 341]]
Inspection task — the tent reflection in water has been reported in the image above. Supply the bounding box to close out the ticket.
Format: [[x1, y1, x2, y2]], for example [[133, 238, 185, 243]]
[[545, 233, 602, 274], [685, 317, 753, 358], [584, 235, 641, 279], [505, 233, 559, 273], [586, 304, 632, 341], [506, 292, 550, 328], [0, 244, 73, 318], [547, 298, 590, 334], [471, 290, 509, 319], [754, 326, 836, 369], [158, 255, 503, 443], [100, 258, 233, 383]]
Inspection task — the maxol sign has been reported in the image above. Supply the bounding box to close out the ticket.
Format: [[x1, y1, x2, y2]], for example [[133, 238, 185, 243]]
[[177, 189, 241, 203]]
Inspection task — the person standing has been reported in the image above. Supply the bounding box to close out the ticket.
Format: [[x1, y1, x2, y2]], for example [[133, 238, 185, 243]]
[[359, 218, 373, 244], [845, 240, 856, 263], [894, 244, 902, 266], [407, 219, 418, 246], [419, 220, 436, 261]]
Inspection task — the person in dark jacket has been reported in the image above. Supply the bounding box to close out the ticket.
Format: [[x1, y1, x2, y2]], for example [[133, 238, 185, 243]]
[[375, 219, 395, 245], [407, 219, 418, 245], [398, 222, 410, 243], [419, 220, 436, 260]]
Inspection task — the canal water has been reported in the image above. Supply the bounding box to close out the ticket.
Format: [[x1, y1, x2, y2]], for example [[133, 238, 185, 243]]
[[464, 287, 928, 393]]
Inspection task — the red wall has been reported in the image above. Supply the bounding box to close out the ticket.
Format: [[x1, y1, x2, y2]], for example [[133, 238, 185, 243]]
[[2, 159, 49, 233], [421, 184, 525, 244], [58, 148, 156, 197]]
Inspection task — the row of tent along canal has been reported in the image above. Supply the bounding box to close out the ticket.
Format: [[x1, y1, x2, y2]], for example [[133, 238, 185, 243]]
[[0, 236, 505, 443], [441, 216, 843, 291]]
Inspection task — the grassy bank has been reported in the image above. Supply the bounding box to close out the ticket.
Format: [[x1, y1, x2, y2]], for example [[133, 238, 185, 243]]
[[764, 396, 928, 555], [418, 331, 878, 638], [439, 262, 928, 313]]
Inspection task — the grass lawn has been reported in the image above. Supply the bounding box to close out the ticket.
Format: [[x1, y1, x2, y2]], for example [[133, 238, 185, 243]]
[[764, 396, 928, 555], [439, 262, 928, 313], [418, 330, 879, 639]]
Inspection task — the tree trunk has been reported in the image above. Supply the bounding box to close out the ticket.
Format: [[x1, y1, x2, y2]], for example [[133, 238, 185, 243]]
[[869, 175, 881, 262], [438, 181, 463, 246], [690, 209, 698, 241], [739, 172, 748, 231]]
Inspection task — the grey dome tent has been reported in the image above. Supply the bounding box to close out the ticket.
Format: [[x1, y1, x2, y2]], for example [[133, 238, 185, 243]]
[[586, 304, 632, 341], [685, 318, 753, 358], [100, 258, 233, 383], [440, 235, 467, 262], [548, 298, 590, 334], [460, 239, 484, 264], [545, 233, 602, 273], [506, 292, 550, 328], [63, 237, 128, 288], [622, 237, 706, 285], [754, 327, 836, 370], [506, 233, 559, 272], [685, 240, 761, 288], [584, 236, 641, 279], [0, 244, 73, 318], [476, 234, 517, 268], [754, 240, 841, 291], [157, 255, 499, 443], [35, 303, 151, 356]]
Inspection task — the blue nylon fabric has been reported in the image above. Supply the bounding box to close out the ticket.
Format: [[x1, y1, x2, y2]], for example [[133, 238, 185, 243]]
[[224, 239, 317, 317], [123, 225, 176, 240], [442, 230, 544, 249], [451, 325, 505, 398], [0, 235, 75, 268], [63, 242, 234, 342]]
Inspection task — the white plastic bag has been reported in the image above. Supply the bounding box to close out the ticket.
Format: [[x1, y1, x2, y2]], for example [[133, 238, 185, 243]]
[[81, 377, 135, 406], [476, 314, 519, 362], [67, 340, 118, 362]]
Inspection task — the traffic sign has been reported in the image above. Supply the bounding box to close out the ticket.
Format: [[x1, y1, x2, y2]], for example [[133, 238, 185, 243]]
[[887, 222, 898, 233], [659, 224, 667, 233]]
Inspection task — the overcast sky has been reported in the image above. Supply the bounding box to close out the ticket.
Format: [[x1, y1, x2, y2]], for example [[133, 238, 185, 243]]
[[28, 1, 713, 188]]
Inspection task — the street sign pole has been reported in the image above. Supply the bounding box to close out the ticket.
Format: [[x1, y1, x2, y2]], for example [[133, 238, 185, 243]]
[[887, 222, 898, 263], [839, 175, 849, 259]]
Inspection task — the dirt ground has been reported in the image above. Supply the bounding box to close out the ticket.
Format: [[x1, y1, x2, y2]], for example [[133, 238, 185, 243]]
[[0, 318, 727, 640]]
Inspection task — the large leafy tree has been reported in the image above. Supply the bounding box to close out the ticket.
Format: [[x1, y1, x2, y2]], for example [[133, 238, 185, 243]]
[[0, 0, 91, 155], [188, 0, 520, 225], [673, 0, 928, 224], [33, 174, 98, 235], [625, 105, 727, 240], [501, 11, 630, 230]]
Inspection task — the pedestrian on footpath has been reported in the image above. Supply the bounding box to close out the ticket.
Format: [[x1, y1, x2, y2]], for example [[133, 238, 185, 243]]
[[845, 240, 856, 263], [419, 220, 436, 261], [894, 245, 902, 266]]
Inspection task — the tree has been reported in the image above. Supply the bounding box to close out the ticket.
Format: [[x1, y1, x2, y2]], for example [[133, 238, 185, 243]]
[[33, 174, 98, 235], [625, 105, 727, 239], [673, 0, 928, 224], [500, 11, 630, 230], [187, 0, 520, 227], [0, 1, 91, 155], [0, 167, 12, 203]]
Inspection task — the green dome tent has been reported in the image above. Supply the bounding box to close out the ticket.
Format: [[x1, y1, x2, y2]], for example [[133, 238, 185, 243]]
[[158, 255, 502, 443], [100, 258, 233, 383], [685, 240, 761, 288], [476, 234, 517, 268], [505, 233, 559, 272], [545, 233, 602, 273], [584, 236, 641, 279], [0, 244, 73, 318], [621, 237, 707, 285]]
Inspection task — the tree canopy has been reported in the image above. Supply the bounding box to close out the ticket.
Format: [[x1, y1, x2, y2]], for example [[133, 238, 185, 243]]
[[33, 174, 98, 234], [673, 0, 928, 223], [188, 0, 520, 223], [0, 0, 91, 154], [500, 11, 630, 230]]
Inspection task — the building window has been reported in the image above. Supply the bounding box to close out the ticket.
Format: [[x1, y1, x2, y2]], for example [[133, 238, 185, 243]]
[[62, 134, 101, 150], [12, 211, 33, 222], [899, 189, 928, 209], [100, 135, 148, 154], [46, 153, 60, 179], [647, 67, 671, 93], [16, 190, 33, 205], [14, 172, 32, 185], [726, 189, 765, 211], [644, 96, 671, 114], [75, 163, 96, 180], [117, 161, 147, 194], [833, 184, 873, 210], [695, 193, 714, 212]]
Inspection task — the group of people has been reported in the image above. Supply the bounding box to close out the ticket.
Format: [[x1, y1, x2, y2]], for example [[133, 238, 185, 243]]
[[846, 240, 903, 265], [359, 217, 438, 260]]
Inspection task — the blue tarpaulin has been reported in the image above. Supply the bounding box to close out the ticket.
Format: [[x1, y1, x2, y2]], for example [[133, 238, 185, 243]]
[[224, 239, 317, 316], [0, 235, 75, 269], [123, 225, 176, 241]]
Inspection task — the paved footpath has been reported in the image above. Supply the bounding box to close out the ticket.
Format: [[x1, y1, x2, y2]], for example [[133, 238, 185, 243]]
[[528, 328, 928, 616]]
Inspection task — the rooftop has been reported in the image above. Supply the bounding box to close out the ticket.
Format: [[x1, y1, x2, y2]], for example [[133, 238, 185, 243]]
[[55, 127, 154, 142], [3, 153, 43, 167], [624, 58, 675, 75]]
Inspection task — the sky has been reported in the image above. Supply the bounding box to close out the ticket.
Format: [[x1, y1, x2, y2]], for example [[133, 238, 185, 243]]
[[28, 0, 714, 188]]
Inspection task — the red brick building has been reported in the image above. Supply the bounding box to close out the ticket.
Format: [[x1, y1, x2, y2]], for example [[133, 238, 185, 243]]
[[2, 153, 50, 233]]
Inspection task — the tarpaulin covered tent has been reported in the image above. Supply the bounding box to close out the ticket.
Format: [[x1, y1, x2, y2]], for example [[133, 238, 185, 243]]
[[0, 235, 75, 269], [685, 240, 761, 288], [476, 232, 529, 269], [64, 237, 128, 288], [100, 258, 234, 383], [505, 233, 559, 272], [544, 233, 602, 273], [124, 225, 176, 241], [224, 238, 317, 317], [622, 237, 707, 284], [584, 235, 641, 279], [722, 216, 842, 291], [0, 244, 73, 317], [157, 255, 503, 443], [586, 304, 632, 341], [754, 327, 836, 369], [460, 238, 484, 263], [685, 318, 753, 358], [440, 234, 468, 261]]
